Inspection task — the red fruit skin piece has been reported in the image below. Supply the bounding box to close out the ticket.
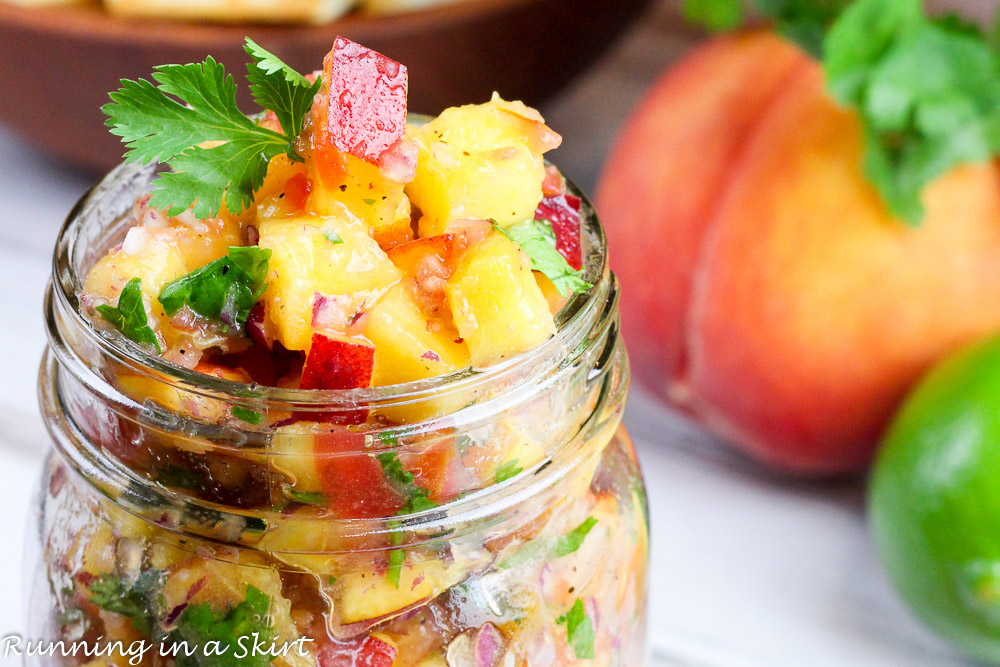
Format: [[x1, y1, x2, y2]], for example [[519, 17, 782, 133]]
[[300, 333, 375, 425], [314, 430, 404, 519], [301, 333, 375, 391], [327, 36, 408, 164], [535, 194, 583, 269]]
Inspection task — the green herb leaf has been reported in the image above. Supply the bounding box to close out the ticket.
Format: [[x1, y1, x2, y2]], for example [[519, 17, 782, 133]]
[[378, 450, 438, 587], [158, 246, 271, 331], [96, 277, 161, 352], [754, 0, 851, 57], [494, 459, 523, 484], [327, 575, 337, 586], [104, 59, 288, 218], [88, 570, 163, 636], [554, 517, 598, 557], [683, 0, 743, 32], [231, 406, 262, 424], [825, 0, 1000, 224], [172, 585, 274, 667], [244, 39, 321, 155], [286, 489, 327, 506], [496, 221, 592, 297], [556, 598, 595, 660], [104, 38, 317, 218], [377, 451, 415, 489], [323, 228, 344, 244]]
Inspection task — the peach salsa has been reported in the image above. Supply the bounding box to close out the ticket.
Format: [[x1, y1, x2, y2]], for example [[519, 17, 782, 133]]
[[29, 37, 648, 666]]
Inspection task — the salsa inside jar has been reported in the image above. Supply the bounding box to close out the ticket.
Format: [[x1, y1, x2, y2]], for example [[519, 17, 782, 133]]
[[31, 36, 649, 667]]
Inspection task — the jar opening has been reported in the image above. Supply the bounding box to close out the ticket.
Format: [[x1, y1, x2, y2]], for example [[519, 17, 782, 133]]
[[47, 162, 609, 415]]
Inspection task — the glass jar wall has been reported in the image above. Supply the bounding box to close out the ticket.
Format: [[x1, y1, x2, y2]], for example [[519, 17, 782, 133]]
[[27, 163, 649, 666]]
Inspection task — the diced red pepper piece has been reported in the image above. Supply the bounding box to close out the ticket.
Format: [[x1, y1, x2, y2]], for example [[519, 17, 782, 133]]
[[301, 333, 375, 391], [283, 172, 312, 212], [326, 36, 408, 164], [315, 430, 404, 520], [386, 234, 456, 276], [535, 193, 583, 270], [399, 438, 466, 503]]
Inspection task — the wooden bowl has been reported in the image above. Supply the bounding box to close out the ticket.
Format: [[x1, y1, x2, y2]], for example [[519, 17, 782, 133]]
[[0, 0, 651, 171]]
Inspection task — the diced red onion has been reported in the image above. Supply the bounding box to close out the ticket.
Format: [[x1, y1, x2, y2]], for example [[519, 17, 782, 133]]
[[312, 292, 352, 329], [378, 136, 418, 183], [474, 623, 506, 667]]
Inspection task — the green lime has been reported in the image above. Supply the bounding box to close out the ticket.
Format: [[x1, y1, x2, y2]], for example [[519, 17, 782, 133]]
[[870, 334, 1000, 662]]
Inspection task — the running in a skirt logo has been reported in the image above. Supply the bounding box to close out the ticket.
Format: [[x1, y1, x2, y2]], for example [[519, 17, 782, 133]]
[[1, 633, 313, 664]]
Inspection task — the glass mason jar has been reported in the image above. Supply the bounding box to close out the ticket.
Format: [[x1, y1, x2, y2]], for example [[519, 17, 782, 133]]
[[29, 163, 649, 666]]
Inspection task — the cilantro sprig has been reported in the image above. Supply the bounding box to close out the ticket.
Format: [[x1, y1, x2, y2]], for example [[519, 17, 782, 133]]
[[96, 277, 161, 352], [103, 38, 320, 219], [496, 220, 592, 297], [494, 458, 523, 484], [682, 0, 1000, 225], [377, 451, 438, 588], [88, 570, 164, 636], [554, 516, 598, 557], [158, 246, 271, 332], [169, 585, 274, 667], [683, 0, 850, 56]]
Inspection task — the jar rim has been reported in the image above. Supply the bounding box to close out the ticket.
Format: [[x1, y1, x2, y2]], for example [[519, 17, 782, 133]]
[[48, 161, 609, 412]]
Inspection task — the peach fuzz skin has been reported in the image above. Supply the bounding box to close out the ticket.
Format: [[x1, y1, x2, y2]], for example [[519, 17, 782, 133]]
[[597, 31, 1000, 475]]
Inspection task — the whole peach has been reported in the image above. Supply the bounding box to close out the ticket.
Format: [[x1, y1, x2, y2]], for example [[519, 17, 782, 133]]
[[597, 31, 1000, 475]]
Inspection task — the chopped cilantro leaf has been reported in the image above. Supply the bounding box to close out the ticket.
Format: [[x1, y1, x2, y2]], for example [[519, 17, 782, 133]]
[[554, 516, 597, 557], [496, 220, 592, 297], [323, 229, 344, 244], [244, 38, 321, 145], [825, 0, 1000, 224], [377, 451, 415, 488], [556, 599, 595, 660], [171, 585, 273, 667], [378, 450, 437, 587], [88, 570, 163, 635], [103, 39, 317, 218], [494, 459, 523, 484], [327, 575, 337, 586], [362, 198, 377, 205], [286, 489, 327, 506], [158, 246, 271, 331], [231, 405, 262, 424], [96, 277, 161, 352]]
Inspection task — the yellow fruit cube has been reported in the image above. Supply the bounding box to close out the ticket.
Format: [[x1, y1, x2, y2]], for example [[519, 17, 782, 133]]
[[406, 94, 560, 236], [309, 153, 413, 249], [258, 215, 401, 352], [365, 284, 470, 385], [336, 559, 467, 624], [445, 233, 556, 367]]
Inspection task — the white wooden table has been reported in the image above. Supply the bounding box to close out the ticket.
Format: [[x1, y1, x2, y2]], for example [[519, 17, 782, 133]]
[[0, 3, 981, 662]]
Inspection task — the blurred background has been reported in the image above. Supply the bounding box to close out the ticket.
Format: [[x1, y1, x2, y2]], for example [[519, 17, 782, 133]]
[[4, 0, 1000, 664]]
